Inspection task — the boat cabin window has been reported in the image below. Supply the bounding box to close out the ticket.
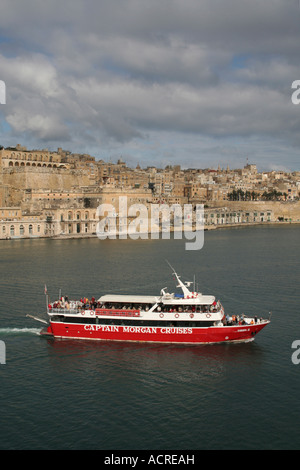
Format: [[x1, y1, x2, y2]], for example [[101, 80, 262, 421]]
[[102, 302, 151, 311], [157, 304, 210, 313], [51, 315, 215, 328]]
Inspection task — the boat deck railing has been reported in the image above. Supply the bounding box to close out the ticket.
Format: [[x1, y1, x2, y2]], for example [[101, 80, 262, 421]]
[[47, 306, 221, 316], [48, 308, 87, 315]]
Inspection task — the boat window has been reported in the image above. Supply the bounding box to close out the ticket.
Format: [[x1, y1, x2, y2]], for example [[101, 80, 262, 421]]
[[53, 316, 215, 328]]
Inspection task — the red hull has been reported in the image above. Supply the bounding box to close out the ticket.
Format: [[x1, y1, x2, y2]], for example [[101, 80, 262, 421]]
[[46, 320, 269, 344]]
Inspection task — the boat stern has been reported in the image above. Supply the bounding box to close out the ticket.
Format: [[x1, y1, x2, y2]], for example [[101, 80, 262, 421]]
[[40, 325, 54, 337]]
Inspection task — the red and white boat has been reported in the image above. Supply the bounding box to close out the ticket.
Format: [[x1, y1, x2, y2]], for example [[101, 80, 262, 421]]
[[37, 266, 270, 344]]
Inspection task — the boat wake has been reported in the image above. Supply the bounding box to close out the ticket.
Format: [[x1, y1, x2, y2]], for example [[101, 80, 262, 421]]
[[0, 327, 41, 336]]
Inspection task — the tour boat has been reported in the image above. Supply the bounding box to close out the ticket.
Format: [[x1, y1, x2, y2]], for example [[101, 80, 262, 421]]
[[32, 266, 271, 345]]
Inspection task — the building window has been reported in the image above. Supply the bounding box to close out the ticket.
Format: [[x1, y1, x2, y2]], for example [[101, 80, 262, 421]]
[[10, 225, 14, 236], [20, 225, 24, 235], [29, 224, 33, 235]]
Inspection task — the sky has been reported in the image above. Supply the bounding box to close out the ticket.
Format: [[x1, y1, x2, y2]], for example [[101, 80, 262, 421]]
[[0, 0, 300, 171]]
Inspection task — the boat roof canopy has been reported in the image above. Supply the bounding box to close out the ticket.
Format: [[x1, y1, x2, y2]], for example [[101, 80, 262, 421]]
[[98, 294, 159, 304], [163, 295, 215, 305], [98, 265, 216, 306], [98, 293, 215, 305]]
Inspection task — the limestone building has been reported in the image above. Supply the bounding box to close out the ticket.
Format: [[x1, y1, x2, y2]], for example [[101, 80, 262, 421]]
[[0, 144, 299, 239]]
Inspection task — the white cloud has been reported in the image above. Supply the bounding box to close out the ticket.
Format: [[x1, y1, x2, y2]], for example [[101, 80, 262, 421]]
[[6, 111, 69, 140], [0, 0, 299, 170]]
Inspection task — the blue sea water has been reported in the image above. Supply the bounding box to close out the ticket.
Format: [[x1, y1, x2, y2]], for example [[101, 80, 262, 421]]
[[0, 225, 299, 450]]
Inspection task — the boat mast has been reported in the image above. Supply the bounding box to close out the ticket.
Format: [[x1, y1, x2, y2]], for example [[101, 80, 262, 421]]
[[166, 260, 193, 298]]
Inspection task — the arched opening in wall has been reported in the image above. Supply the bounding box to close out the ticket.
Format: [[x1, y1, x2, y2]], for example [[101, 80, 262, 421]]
[[8, 161, 13, 167], [26, 162, 31, 166]]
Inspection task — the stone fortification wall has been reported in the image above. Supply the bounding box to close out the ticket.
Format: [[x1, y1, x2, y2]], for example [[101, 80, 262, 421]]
[[2, 166, 92, 193]]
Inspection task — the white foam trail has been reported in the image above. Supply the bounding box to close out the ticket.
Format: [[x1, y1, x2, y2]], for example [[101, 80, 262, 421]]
[[0, 327, 41, 335]]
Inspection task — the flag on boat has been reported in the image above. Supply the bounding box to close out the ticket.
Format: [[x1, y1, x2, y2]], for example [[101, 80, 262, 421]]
[[44, 284, 48, 295]]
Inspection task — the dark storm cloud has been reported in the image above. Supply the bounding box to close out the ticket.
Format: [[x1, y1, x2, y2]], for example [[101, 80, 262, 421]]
[[0, 0, 300, 169]]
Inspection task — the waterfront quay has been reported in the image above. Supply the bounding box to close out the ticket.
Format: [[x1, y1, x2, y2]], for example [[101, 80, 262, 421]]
[[0, 144, 299, 240]]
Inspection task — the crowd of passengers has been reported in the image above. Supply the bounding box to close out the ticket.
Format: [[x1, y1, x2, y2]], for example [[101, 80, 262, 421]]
[[48, 297, 263, 325], [48, 296, 220, 313], [223, 314, 262, 325], [49, 296, 99, 311]]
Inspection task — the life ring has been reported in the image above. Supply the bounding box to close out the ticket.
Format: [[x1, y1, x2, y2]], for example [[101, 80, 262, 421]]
[[81, 310, 85, 315], [206, 313, 211, 318], [90, 310, 94, 315], [175, 313, 179, 318], [159, 313, 164, 318], [190, 313, 194, 319]]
